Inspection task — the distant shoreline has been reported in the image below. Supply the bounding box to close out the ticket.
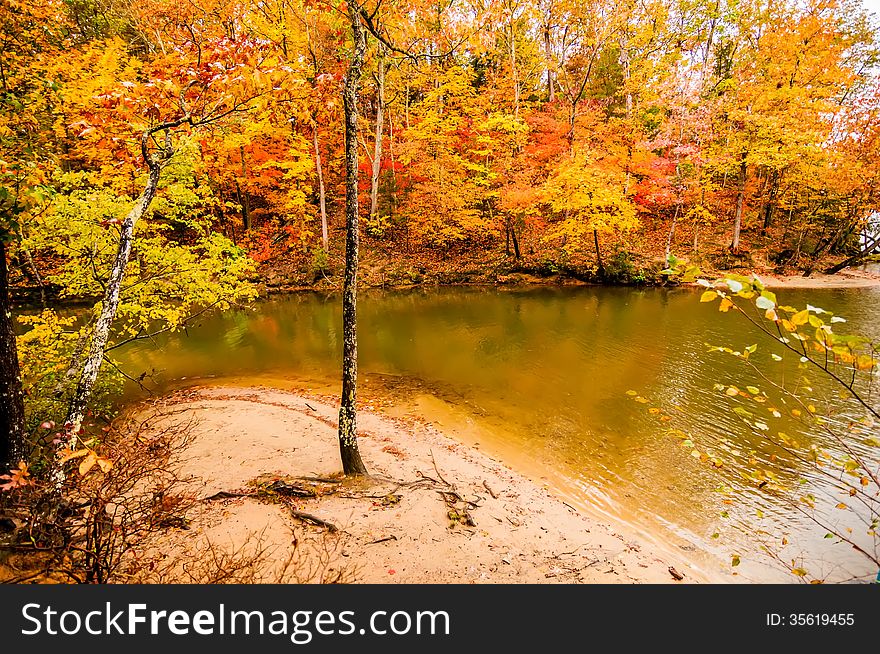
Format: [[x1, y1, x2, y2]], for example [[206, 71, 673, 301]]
[[12, 266, 880, 308]]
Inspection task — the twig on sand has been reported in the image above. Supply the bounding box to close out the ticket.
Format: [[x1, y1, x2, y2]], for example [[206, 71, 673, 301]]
[[202, 491, 250, 501], [482, 480, 498, 499], [429, 450, 451, 487], [367, 535, 398, 545], [289, 509, 338, 533]]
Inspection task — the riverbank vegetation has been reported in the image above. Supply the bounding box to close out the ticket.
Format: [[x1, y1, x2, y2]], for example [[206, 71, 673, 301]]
[[4, 0, 880, 302]]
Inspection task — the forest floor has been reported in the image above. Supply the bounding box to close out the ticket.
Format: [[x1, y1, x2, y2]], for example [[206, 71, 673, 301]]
[[136, 386, 710, 584], [256, 223, 880, 295]]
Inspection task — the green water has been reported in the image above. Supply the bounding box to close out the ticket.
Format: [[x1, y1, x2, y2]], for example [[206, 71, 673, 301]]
[[114, 285, 880, 582]]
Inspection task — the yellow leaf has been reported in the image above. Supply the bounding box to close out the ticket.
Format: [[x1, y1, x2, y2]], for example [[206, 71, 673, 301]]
[[835, 503, 848, 510], [725, 386, 740, 396], [792, 310, 810, 326], [58, 448, 90, 464], [719, 297, 734, 312], [791, 568, 808, 577], [97, 457, 113, 473], [700, 290, 718, 303]]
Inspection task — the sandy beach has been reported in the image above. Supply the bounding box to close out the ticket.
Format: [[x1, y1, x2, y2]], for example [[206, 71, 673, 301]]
[[745, 268, 880, 289], [136, 386, 708, 584]]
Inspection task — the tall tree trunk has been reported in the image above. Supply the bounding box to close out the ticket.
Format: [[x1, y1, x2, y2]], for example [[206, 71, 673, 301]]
[[312, 122, 329, 252], [544, 24, 555, 102], [761, 171, 778, 234], [510, 15, 520, 117], [0, 240, 25, 473], [593, 230, 604, 276], [731, 154, 747, 253], [621, 44, 633, 120], [65, 160, 161, 443], [369, 49, 385, 223], [510, 225, 521, 260], [238, 146, 250, 231], [338, 3, 368, 476]]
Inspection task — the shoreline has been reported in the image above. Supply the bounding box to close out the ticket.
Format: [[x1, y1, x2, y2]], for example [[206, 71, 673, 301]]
[[13, 266, 880, 308], [262, 268, 880, 294], [140, 385, 715, 584]]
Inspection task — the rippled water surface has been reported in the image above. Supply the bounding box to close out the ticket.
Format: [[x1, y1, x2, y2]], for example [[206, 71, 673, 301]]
[[114, 285, 880, 581]]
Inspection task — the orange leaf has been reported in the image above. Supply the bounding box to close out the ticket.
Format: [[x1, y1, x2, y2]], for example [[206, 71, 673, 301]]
[[79, 452, 98, 476]]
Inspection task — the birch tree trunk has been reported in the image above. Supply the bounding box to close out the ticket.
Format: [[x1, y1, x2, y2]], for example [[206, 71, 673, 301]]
[[0, 240, 25, 473], [369, 50, 385, 223], [338, 2, 368, 476], [313, 122, 329, 252], [65, 160, 161, 443]]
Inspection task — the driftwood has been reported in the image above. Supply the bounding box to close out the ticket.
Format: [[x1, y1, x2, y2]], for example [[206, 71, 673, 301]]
[[289, 509, 338, 533]]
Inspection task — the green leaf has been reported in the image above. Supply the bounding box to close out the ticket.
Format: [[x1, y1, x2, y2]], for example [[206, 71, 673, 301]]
[[755, 295, 775, 311], [726, 279, 743, 293], [731, 555, 741, 567]]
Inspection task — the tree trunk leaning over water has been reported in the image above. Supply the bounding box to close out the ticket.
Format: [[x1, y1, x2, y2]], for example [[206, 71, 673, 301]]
[[338, 1, 368, 476], [0, 240, 26, 474], [65, 137, 162, 444]]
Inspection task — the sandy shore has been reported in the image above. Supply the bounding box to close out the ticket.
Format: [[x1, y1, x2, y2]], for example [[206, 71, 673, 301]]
[[746, 268, 880, 289], [138, 386, 706, 584]]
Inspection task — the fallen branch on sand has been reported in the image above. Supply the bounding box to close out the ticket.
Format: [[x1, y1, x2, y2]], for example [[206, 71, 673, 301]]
[[289, 509, 338, 533]]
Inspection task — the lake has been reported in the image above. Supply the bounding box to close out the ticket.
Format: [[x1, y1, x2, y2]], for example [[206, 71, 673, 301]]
[[114, 284, 880, 582]]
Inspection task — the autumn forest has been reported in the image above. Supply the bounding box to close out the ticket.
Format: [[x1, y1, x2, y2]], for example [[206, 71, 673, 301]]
[[1, 0, 879, 586]]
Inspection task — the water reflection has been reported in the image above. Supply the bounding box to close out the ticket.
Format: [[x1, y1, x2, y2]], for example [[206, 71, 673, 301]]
[[114, 285, 880, 581]]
